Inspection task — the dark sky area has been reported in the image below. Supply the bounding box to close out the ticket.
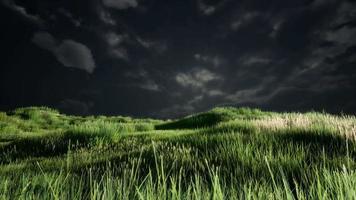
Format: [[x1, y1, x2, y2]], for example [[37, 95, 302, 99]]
[[0, 0, 356, 118]]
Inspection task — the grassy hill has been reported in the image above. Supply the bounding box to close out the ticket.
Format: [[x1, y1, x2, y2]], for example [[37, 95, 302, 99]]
[[0, 106, 355, 199]]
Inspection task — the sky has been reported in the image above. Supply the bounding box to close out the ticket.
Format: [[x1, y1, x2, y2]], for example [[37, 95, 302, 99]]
[[0, 0, 355, 118]]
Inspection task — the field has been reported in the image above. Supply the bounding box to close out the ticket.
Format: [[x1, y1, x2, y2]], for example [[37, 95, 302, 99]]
[[0, 106, 355, 199]]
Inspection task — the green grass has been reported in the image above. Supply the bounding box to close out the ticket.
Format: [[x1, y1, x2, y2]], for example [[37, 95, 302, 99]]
[[0, 106, 355, 199]]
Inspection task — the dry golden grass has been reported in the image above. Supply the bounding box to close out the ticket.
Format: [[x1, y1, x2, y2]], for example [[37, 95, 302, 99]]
[[252, 113, 356, 141]]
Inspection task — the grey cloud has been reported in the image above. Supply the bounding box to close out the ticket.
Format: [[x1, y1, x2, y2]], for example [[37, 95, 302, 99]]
[[31, 32, 57, 51], [197, 0, 230, 16], [139, 80, 160, 91], [231, 12, 260, 31], [224, 76, 278, 105], [58, 8, 81, 27], [137, 37, 168, 54], [194, 54, 224, 67], [125, 68, 147, 78], [105, 32, 127, 46], [208, 90, 225, 96], [225, 87, 263, 104], [125, 69, 161, 91], [295, 4, 356, 75], [329, 1, 356, 28], [32, 32, 96, 73], [175, 68, 221, 89], [103, 32, 130, 60], [105, 32, 168, 61], [1, 0, 44, 25], [98, 7, 116, 25], [103, 0, 138, 10], [109, 48, 129, 60], [55, 40, 96, 73], [138, 38, 153, 48], [156, 95, 206, 118], [186, 95, 204, 108], [269, 19, 285, 38], [167, 67, 227, 115], [241, 56, 271, 66], [197, 1, 215, 16], [226, 85, 297, 106], [325, 26, 356, 46]]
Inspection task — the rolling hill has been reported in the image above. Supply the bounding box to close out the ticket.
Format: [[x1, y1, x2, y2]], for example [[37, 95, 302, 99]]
[[0, 107, 355, 199]]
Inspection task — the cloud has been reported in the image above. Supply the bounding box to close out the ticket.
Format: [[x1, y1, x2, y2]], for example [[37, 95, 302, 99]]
[[137, 37, 168, 54], [98, 7, 116, 25], [139, 80, 160, 91], [197, 2, 215, 16], [269, 19, 284, 38], [1, 0, 44, 25], [103, 32, 130, 60], [155, 94, 206, 118], [330, 2, 356, 28], [31, 32, 57, 51], [231, 12, 260, 31], [125, 69, 161, 91], [325, 26, 356, 46], [175, 68, 221, 89], [208, 89, 224, 96], [241, 56, 271, 66], [105, 32, 127, 46], [58, 8, 81, 27], [225, 87, 262, 103], [32, 32, 96, 73], [223, 75, 280, 105], [3, 0, 356, 118], [225, 85, 292, 106], [103, 0, 138, 10], [166, 68, 226, 115], [194, 54, 223, 67], [296, 6, 356, 75], [197, 0, 230, 16], [109, 48, 129, 60], [55, 40, 96, 73]]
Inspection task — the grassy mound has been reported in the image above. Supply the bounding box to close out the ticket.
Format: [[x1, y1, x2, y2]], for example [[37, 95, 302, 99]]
[[156, 107, 268, 129], [0, 107, 355, 199]]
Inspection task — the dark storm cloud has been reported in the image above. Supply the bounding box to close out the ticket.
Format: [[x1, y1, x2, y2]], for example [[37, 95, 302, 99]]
[[32, 32, 96, 73], [1, 0, 356, 118], [1, 0, 44, 26]]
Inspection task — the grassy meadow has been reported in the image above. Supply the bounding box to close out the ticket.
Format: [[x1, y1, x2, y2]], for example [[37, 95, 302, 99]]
[[0, 106, 355, 199]]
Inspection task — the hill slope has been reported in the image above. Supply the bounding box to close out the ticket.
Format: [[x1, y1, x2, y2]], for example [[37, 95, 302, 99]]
[[0, 107, 356, 199]]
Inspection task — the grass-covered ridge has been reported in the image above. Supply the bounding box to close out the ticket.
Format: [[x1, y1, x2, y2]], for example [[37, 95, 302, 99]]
[[0, 106, 356, 199]]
